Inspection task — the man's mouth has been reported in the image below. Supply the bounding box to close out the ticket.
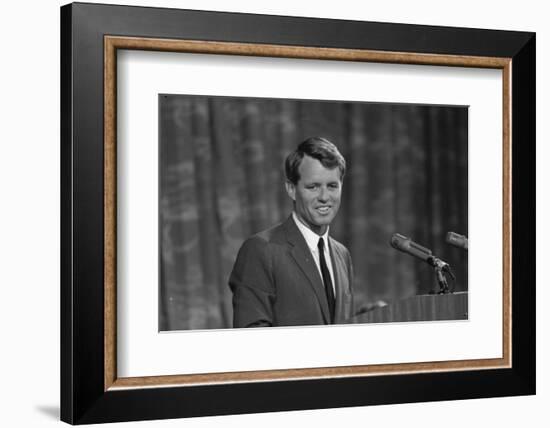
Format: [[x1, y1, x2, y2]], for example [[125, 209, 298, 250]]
[[316, 206, 331, 214]]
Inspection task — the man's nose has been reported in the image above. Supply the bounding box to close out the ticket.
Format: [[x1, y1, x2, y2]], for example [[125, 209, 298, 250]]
[[318, 187, 329, 202]]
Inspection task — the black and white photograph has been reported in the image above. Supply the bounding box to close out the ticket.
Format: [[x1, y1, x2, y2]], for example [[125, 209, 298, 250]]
[[0, 0, 543, 426], [159, 94, 468, 331], [50, 1, 537, 426]]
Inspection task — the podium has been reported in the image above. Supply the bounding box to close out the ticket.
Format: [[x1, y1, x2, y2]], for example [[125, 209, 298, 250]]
[[351, 291, 468, 324]]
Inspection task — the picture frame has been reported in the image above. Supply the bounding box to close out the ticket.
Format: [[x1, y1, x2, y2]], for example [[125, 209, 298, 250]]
[[60, 2, 535, 424]]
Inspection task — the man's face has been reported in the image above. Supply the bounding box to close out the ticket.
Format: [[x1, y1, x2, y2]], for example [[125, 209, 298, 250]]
[[286, 155, 342, 235]]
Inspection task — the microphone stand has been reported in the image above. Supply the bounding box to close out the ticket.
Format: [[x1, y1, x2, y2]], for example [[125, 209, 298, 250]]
[[428, 256, 455, 294]]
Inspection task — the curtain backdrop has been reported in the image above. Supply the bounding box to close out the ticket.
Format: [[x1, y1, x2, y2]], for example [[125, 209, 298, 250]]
[[159, 94, 468, 331]]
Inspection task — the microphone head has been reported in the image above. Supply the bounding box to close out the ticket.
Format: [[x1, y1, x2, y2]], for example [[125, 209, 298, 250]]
[[390, 233, 432, 261], [446, 232, 468, 250], [390, 233, 409, 251]]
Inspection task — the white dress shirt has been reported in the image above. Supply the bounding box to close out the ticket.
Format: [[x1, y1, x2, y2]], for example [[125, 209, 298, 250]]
[[292, 212, 336, 293]]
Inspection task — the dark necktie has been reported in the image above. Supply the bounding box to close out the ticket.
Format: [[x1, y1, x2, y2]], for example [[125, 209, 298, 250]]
[[318, 237, 335, 323]]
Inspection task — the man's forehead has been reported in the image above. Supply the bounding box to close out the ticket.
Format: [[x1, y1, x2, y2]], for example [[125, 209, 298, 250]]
[[298, 156, 341, 180]]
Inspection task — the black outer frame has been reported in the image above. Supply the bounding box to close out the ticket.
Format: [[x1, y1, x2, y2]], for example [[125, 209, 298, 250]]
[[60, 2, 535, 424]]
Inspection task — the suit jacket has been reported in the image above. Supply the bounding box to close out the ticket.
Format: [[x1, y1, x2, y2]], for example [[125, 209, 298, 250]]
[[229, 216, 354, 327]]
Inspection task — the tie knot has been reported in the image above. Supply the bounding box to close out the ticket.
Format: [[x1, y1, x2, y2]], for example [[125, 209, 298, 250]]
[[317, 237, 325, 251]]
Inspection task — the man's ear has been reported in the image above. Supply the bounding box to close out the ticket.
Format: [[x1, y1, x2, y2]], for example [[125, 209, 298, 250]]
[[285, 180, 296, 202]]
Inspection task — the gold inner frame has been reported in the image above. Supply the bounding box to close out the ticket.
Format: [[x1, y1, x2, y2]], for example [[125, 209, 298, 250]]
[[104, 35, 512, 391]]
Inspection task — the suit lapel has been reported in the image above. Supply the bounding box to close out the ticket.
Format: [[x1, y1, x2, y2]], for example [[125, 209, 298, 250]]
[[283, 217, 330, 324], [329, 238, 349, 323]]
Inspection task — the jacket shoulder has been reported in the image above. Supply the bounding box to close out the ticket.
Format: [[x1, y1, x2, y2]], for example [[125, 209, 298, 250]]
[[234, 221, 286, 257], [248, 221, 287, 245]]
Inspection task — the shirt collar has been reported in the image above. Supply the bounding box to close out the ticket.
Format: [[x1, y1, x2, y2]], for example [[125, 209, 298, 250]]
[[292, 212, 330, 252]]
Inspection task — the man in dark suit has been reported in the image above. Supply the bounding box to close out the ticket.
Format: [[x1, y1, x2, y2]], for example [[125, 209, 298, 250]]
[[229, 137, 354, 327]]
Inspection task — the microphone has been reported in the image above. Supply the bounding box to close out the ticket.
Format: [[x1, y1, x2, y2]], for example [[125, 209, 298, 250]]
[[390, 233, 432, 262], [390, 233, 453, 275], [446, 232, 468, 250]]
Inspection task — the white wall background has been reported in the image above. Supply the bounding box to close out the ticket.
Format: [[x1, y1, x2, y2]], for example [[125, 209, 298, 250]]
[[0, 1, 545, 427]]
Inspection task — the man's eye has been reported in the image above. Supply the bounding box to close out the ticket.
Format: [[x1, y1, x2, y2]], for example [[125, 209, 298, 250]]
[[306, 185, 317, 190]]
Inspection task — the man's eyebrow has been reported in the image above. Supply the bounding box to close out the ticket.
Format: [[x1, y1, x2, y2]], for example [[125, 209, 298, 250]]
[[304, 180, 340, 186]]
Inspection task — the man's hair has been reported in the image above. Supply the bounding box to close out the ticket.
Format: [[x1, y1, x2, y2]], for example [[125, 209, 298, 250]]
[[285, 137, 346, 185]]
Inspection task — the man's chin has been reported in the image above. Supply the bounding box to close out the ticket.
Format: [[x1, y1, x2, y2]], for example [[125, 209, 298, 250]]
[[297, 212, 334, 232], [311, 215, 333, 227]]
